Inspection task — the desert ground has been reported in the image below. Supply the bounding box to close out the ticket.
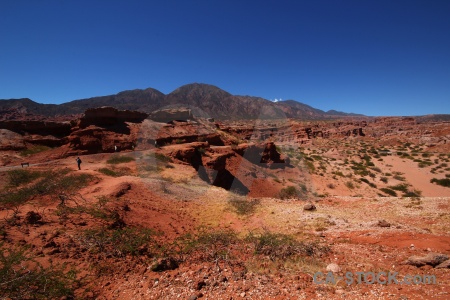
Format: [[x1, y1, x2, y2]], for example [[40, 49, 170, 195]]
[[1, 115, 450, 299]]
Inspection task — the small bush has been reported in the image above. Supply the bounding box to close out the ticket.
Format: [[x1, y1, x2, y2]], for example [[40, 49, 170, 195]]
[[389, 184, 409, 192], [246, 232, 329, 261], [279, 186, 298, 199], [418, 161, 433, 168], [371, 167, 382, 173], [154, 153, 173, 163], [1, 170, 94, 209], [403, 190, 422, 197], [326, 183, 335, 189], [430, 178, 450, 188], [176, 227, 237, 266], [393, 175, 406, 181], [7, 169, 41, 187], [360, 178, 377, 188], [380, 188, 397, 197], [107, 155, 135, 164], [345, 181, 355, 189], [229, 197, 260, 215], [77, 227, 157, 258], [19, 145, 50, 156], [98, 167, 124, 177], [0, 244, 77, 299]]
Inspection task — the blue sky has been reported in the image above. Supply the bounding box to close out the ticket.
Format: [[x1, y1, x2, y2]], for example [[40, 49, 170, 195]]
[[1, 0, 449, 116]]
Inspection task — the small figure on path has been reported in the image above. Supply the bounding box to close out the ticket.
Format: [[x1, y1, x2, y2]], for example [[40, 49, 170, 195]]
[[114, 145, 118, 152], [76, 157, 82, 170]]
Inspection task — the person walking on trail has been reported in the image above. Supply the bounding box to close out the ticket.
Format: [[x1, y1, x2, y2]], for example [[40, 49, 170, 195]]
[[76, 157, 82, 170], [115, 145, 118, 152]]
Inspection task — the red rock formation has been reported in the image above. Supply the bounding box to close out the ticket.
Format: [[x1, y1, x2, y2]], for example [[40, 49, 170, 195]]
[[78, 107, 148, 128]]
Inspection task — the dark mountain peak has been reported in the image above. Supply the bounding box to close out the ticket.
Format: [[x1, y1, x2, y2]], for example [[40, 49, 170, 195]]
[[326, 109, 364, 116], [170, 83, 232, 98], [1, 98, 37, 106], [0, 83, 365, 119], [117, 87, 165, 97]]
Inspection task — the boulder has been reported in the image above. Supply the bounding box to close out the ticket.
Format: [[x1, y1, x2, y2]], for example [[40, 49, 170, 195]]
[[150, 257, 179, 272], [326, 263, 341, 273], [435, 260, 450, 269], [377, 220, 391, 228], [406, 253, 449, 267], [303, 203, 316, 211]]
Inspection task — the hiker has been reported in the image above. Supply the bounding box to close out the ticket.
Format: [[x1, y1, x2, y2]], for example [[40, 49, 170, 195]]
[[76, 157, 82, 170], [114, 145, 118, 152]]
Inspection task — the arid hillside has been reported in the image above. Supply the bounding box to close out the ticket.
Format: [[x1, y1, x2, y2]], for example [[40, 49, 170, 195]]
[[0, 108, 449, 299]]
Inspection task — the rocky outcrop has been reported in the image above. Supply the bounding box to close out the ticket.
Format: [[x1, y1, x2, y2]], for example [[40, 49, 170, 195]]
[[78, 107, 148, 128], [0, 120, 72, 136], [67, 125, 137, 154], [234, 142, 286, 168], [0, 129, 26, 150], [149, 108, 193, 123], [164, 142, 209, 165]]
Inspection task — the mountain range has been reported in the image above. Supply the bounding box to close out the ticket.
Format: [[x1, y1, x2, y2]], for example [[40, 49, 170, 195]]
[[0, 83, 362, 120]]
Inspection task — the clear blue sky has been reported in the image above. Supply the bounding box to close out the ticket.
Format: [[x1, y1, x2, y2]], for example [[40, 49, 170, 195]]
[[1, 0, 449, 116]]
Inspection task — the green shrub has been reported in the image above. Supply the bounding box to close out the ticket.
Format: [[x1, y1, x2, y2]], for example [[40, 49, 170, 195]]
[[389, 184, 409, 192], [7, 169, 41, 187], [98, 167, 123, 177], [418, 161, 433, 168], [107, 155, 135, 164], [430, 178, 450, 188], [154, 153, 173, 163], [393, 175, 406, 181], [279, 186, 298, 199], [246, 232, 329, 261], [19, 145, 50, 156], [78, 227, 157, 258], [229, 197, 260, 215], [345, 181, 355, 189], [360, 178, 377, 188], [403, 190, 422, 197], [175, 227, 237, 265], [1, 170, 94, 209], [0, 244, 77, 299], [380, 188, 397, 196]]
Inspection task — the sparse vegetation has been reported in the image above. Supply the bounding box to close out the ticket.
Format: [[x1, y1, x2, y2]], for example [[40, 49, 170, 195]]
[[107, 155, 135, 164], [0, 244, 78, 299], [7, 169, 42, 187], [1, 169, 94, 209], [98, 167, 125, 177], [430, 178, 450, 188], [380, 188, 397, 197], [19, 145, 50, 156], [229, 197, 260, 215], [77, 227, 158, 258], [246, 232, 329, 261], [345, 181, 355, 189], [278, 186, 298, 199]]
